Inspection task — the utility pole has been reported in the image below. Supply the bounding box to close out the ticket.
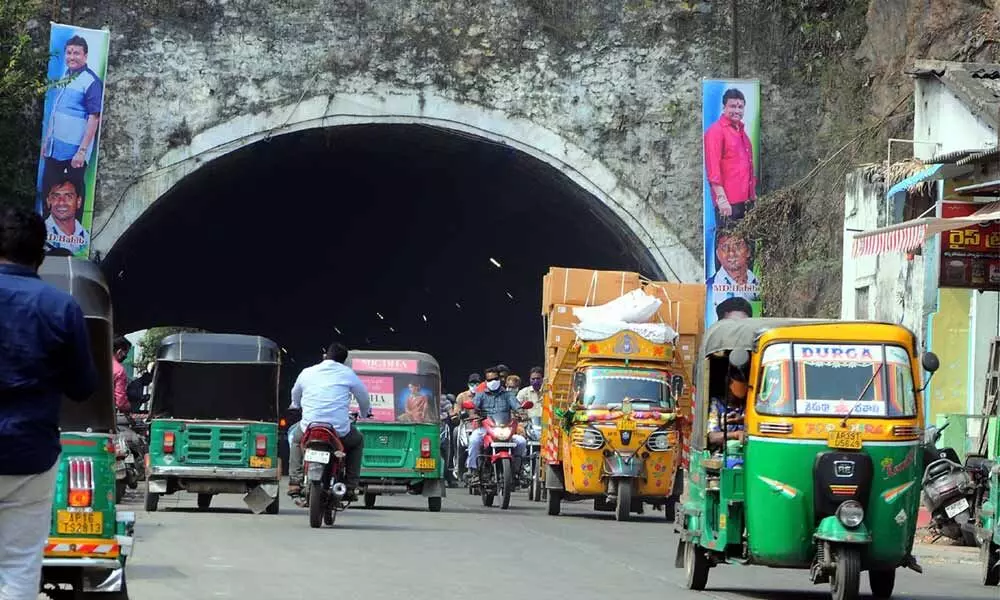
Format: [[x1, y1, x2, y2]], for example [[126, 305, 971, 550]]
[[730, 0, 739, 78]]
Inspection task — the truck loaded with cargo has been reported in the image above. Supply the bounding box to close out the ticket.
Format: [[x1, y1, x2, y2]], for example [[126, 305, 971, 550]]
[[538, 267, 705, 521]]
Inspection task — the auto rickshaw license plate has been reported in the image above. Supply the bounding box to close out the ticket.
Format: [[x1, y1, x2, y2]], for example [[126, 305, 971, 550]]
[[828, 430, 863, 450], [249, 456, 272, 468], [415, 457, 436, 471], [56, 511, 102, 535]]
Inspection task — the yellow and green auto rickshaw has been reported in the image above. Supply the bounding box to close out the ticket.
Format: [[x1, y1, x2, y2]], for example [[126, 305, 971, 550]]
[[145, 333, 282, 514], [347, 350, 446, 512], [676, 318, 938, 600], [38, 257, 135, 598]]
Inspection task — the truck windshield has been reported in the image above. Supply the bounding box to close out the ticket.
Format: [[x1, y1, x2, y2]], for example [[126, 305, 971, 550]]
[[581, 367, 672, 410], [755, 343, 916, 418]]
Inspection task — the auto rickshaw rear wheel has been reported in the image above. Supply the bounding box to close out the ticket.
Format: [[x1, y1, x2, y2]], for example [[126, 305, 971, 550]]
[[428, 496, 442, 512], [265, 494, 280, 515], [982, 540, 1000, 586], [867, 567, 895, 599], [830, 546, 861, 600], [144, 490, 159, 512], [684, 541, 709, 591], [197, 494, 212, 510], [364, 493, 377, 509], [547, 489, 562, 515]]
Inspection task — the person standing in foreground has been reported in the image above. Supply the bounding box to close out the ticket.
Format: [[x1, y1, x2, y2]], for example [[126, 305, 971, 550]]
[[287, 342, 370, 501], [0, 207, 97, 600]]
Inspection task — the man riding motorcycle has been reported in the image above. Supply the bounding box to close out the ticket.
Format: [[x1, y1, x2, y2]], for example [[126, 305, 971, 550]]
[[465, 367, 527, 483], [287, 342, 370, 502]]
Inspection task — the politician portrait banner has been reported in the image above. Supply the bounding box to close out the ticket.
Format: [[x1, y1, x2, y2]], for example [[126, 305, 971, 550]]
[[702, 79, 763, 327], [35, 23, 111, 258]]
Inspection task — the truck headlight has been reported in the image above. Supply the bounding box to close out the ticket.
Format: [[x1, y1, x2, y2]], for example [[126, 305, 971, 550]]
[[836, 500, 864, 528]]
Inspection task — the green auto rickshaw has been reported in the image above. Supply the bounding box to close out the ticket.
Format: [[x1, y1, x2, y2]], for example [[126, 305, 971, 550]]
[[38, 257, 135, 598], [973, 398, 1000, 586], [676, 318, 938, 600], [347, 350, 446, 512], [145, 333, 282, 514]]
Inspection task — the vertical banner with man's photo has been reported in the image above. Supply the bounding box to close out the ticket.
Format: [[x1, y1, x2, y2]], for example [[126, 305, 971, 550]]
[[34, 23, 110, 258], [702, 79, 763, 327]]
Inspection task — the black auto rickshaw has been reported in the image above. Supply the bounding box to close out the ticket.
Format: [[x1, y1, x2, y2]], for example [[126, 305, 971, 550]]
[[37, 257, 135, 598], [145, 333, 282, 514]]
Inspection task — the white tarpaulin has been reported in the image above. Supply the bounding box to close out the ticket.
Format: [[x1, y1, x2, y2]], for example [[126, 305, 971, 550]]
[[573, 320, 679, 345], [851, 201, 1000, 258], [571, 288, 661, 323]]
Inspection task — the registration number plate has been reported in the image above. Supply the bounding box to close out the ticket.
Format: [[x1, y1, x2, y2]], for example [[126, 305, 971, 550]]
[[56, 511, 102, 535], [619, 418, 636, 432], [249, 456, 272, 468], [945, 497, 970, 519], [415, 457, 436, 471], [304, 449, 330, 464], [828, 430, 863, 450]]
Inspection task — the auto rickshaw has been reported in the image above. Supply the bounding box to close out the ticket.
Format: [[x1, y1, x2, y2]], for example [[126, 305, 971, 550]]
[[676, 318, 937, 600], [37, 257, 135, 598], [978, 458, 1000, 586], [144, 333, 282, 514], [347, 350, 446, 512]]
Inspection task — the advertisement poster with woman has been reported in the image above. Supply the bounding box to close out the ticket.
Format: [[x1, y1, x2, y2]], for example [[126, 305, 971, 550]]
[[34, 23, 111, 258], [702, 78, 763, 327]]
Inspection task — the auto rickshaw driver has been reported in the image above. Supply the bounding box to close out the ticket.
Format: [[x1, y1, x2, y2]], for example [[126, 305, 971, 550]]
[[707, 370, 747, 447]]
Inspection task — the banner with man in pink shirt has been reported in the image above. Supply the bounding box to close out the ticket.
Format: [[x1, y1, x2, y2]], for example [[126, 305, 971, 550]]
[[702, 79, 763, 327]]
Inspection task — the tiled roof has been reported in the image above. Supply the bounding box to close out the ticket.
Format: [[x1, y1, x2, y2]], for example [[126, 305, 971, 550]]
[[910, 60, 1000, 129]]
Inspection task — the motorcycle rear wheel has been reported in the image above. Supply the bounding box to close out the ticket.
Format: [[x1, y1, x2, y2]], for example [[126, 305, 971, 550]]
[[308, 483, 325, 528]]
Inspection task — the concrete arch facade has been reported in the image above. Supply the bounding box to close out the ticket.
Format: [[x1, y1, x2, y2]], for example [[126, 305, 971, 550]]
[[92, 89, 700, 282]]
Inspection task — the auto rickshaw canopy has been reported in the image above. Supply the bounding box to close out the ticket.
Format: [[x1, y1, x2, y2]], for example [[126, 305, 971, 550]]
[[37, 257, 115, 432], [151, 332, 281, 422]]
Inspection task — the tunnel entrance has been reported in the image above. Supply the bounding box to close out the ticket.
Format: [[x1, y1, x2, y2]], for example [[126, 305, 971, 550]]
[[102, 124, 664, 391]]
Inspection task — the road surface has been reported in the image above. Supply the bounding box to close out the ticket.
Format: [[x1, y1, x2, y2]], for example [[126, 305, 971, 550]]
[[123, 483, 995, 600]]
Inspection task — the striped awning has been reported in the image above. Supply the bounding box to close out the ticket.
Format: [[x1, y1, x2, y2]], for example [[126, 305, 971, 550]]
[[851, 201, 1000, 258]]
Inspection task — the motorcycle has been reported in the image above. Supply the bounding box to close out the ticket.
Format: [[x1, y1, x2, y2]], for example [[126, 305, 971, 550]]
[[454, 414, 472, 487], [523, 416, 543, 502], [296, 413, 367, 528], [114, 412, 147, 502], [462, 399, 534, 510], [921, 421, 978, 545]]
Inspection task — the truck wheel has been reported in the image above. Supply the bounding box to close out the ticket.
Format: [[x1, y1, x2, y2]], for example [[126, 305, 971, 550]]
[[197, 494, 212, 510], [982, 541, 1000, 586], [428, 496, 442, 512], [868, 568, 895, 599], [144, 490, 159, 512], [615, 480, 632, 522], [684, 541, 710, 590], [364, 493, 377, 509], [547, 488, 562, 516], [831, 546, 861, 600]]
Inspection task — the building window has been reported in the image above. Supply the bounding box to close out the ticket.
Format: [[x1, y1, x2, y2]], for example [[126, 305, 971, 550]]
[[855, 286, 870, 319]]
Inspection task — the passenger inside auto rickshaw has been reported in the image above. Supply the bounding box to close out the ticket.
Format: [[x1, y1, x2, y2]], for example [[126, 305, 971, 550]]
[[707, 366, 747, 449]]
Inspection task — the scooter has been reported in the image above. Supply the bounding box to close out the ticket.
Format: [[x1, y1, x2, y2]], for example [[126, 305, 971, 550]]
[[921, 421, 978, 545]]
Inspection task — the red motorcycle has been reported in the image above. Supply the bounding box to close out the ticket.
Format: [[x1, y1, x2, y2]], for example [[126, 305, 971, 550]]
[[297, 417, 358, 528], [462, 400, 534, 510]]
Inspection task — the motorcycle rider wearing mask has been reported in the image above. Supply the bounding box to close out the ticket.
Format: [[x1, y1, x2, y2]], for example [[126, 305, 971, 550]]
[[517, 366, 544, 420], [466, 367, 527, 481]]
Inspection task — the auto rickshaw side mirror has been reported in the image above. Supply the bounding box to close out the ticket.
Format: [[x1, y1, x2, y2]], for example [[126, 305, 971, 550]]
[[921, 352, 940, 374], [729, 348, 750, 371]]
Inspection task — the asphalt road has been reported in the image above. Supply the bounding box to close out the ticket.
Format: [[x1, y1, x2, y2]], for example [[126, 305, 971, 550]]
[[122, 482, 996, 600]]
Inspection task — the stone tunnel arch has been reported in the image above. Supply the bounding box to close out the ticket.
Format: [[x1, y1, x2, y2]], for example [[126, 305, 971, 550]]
[[91, 89, 699, 281]]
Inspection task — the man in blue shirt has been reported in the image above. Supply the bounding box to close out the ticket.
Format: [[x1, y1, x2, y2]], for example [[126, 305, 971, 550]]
[[465, 366, 527, 481], [0, 207, 97, 600], [287, 342, 370, 500]]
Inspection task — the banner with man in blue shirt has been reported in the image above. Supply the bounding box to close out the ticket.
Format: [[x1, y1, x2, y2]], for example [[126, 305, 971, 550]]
[[34, 23, 111, 258]]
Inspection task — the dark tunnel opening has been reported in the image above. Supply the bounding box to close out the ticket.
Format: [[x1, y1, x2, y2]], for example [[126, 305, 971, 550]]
[[102, 124, 663, 393]]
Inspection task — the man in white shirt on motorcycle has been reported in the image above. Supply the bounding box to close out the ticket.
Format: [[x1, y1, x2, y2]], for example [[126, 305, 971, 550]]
[[287, 342, 370, 501]]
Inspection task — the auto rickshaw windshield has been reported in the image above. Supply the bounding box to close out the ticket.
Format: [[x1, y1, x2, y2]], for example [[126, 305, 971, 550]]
[[581, 367, 673, 410], [755, 342, 917, 418]]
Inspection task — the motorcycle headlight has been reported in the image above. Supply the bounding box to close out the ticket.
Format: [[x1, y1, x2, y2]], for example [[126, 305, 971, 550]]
[[836, 500, 864, 529], [493, 427, 512, 442]]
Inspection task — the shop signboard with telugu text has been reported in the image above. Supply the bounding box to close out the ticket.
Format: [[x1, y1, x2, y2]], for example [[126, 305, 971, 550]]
[[938, 201, 1000, 290], [34, 23, 110, 258], [701, 79, 763, 328]]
